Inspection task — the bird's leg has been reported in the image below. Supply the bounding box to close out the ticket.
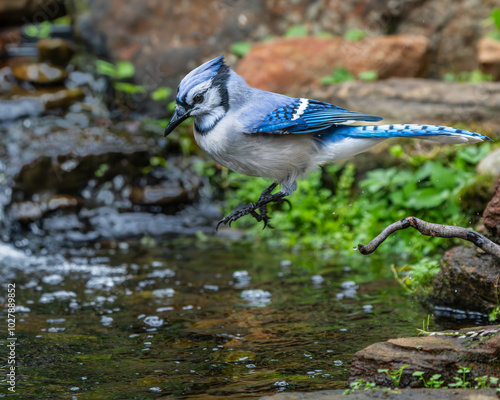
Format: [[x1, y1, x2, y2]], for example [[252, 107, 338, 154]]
[[216, 182, 288, 230]]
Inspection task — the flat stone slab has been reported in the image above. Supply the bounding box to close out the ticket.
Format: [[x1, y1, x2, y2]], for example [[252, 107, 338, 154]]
[[259, 388, 498, 399], [349, 325, 500, 388]]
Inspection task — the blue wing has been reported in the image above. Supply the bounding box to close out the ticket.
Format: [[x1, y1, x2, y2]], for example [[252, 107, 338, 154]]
[[250, 98, 383, 134]]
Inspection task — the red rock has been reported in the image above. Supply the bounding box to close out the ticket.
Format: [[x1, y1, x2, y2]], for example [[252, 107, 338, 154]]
[[236, 35, 429, 95], [483, 177, 500, 235]]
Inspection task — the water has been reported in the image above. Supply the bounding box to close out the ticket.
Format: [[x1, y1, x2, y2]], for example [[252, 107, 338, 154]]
[[0, 237, 484, 398]]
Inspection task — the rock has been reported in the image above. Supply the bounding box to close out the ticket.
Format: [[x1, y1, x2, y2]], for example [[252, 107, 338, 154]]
[[237, 35, 430, 95], [259, 389, 498, 400], [37, 38, 75, 65], [349, 325, 500, 388], [483, 177, 500, 236], [0, 0, 66, 25], [8, 201, 42, 222], [39, 87, 84, 109], [310, 79, 500, 125], [477, 148, 500, 178], [12, 62, 67, 84], [70, 0, 492, 111], [129, 185, 189, 206], [428, 246, 500, 314], [478, 37, 500, 80], [0, 98, 44, 122]]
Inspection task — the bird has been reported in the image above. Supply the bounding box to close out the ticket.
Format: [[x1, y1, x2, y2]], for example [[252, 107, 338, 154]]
[[164, 55, 492, 230]]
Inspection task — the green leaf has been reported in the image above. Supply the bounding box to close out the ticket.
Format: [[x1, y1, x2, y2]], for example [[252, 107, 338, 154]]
[[321, 67, 355, 85], [95, 60, 116, 77], [491, 8, 500, 32], [412, 371, 425, 377], [407, 188, 450, 209], [113, 82, 146, 94], [430, 163, 457, 189], [358, 70, 378, 82], [344, 29, 366, 41], [284, 25, 308, 38], [151, 87, 172, 101], [231, 41, 252, 57], [114, 61, 136, 80]]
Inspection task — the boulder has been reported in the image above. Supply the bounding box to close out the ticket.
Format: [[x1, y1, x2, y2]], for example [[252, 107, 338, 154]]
[[310, 79, 500, 125], [478, 37, 500, 80], [349, 325, 500, 388], [237, 35, 429, 95], [483, 177, 500, 236], [477, 148, 500, 178], [12, 62, 67, 84], [427, 246, 500, 314]]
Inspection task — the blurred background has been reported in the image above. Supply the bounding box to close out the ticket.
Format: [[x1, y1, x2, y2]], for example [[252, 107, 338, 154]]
[[1, 1, 500, 398]]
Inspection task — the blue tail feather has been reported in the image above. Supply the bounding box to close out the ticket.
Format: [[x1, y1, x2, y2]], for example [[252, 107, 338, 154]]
[[332, 124, 491, 144]]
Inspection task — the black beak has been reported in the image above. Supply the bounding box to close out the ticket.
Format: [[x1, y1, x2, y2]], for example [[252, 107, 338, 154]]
[[164, 105, 191, 137]]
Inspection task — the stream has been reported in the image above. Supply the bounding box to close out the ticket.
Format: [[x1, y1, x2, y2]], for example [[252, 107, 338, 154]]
[[0, 235, 488, 399]]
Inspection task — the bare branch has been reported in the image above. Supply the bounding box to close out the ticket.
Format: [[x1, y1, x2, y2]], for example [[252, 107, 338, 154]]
[[358, 216, 500, 259]]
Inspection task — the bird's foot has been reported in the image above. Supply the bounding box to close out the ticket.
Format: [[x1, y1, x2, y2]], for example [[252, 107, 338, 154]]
[[216, 192, 289, 231]]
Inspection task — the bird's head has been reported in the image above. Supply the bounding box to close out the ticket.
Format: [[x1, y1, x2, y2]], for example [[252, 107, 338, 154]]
[[164, 55, 230, 136]]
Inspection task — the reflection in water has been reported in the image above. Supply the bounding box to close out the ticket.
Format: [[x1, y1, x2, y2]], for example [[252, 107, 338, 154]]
[[0, 239, 487, 398]]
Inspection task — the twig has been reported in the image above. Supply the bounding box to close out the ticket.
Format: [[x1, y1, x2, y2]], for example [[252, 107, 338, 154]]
[[358, 216, 500, 260]]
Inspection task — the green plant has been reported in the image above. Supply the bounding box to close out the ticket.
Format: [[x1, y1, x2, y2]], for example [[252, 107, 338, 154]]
[[358, 70, 378, 81], [321, 67, 355, 85], [343, 378, 378, 394], [448, 366, 471, 388], [25, 21, 51, 38], [231, 41, 252, 57], [489, 306, 500, 322], [443, 70, 493, 83], [284, 25, 308, 38], [412, 371, 446, 388], [151, 87, 172, 101], [474, 375, 499, 389], [344, 29, 366, 41], [488, 8, 500, 40], [378, 365, 409, 388]]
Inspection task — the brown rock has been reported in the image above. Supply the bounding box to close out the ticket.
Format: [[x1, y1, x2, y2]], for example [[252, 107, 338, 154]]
[[37, 38, 75, 65], [236, 35, 429, 95], [259, 389, 498, 400], [477, 37, 500, 81], [483, 177, 500, 235], [428, 246, 500, 314], [12, 62, 67, 84], [311, 79, 500, 126], [350, 325, 500, 388]]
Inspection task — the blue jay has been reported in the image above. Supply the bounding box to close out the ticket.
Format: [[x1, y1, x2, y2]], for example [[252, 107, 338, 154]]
[[164, 56, 491, 229]]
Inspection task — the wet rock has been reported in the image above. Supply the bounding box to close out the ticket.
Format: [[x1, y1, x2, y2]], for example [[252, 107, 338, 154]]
[[260, 388, 498, 399], [428, 246, 500, 314], [8, 201, 42, 222], [12, 87, 85, 109], [237, 35, 429, 95], [483, 177, 500, 236], [477, 148, 500, 178], [0, 0, 66, 25], [349, 325, 500, 388], [45, 194, 80, 211], [311, 79, 500, 125], [129, 185, 188, 205], [478, 37, 500, 80], [88, 207, 212, 238], [37, 38, 75, 65], [12, 62, 67, 84], [0, 98, 44, 121]]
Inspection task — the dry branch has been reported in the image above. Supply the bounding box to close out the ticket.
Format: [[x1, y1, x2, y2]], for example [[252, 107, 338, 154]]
[[358, 216, 500, 259]]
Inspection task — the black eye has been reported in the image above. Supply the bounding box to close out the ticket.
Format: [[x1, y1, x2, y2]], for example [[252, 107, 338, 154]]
[[193, 93, 204, 104]]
